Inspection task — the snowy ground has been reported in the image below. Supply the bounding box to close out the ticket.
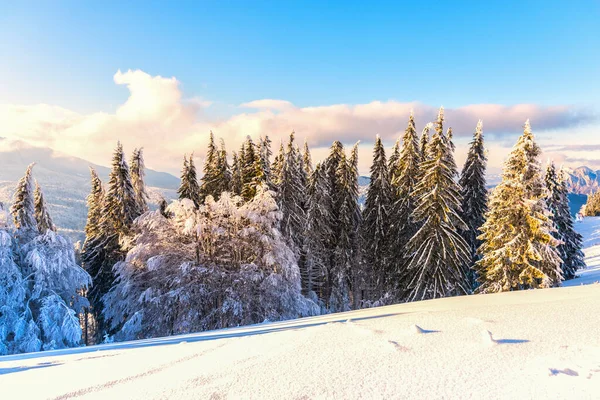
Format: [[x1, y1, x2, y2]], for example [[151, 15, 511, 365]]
[[2, 221, 600, 399]]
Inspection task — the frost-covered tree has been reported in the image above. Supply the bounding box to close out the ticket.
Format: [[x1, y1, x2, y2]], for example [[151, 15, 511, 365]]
[[104, 185, 318, 340], [388, 138, 401, 189], [545, 163, 585, 280], [476, 121, 562, 292], [213, 138, 231, 198], [34, 181, 56, 234], [241, 136, 264, 201], [361, 136, 393, 299], [103, 142, 138, 236], [230, 151, 244, 196], [259, 135, 273, 188], [21, 230, 91, 350], [130, 148, 149, 216], [11, 163, 38, 235], [419, 123, 431, 163], [403, 108, 471, 301], [459, 120, 487, 287], [271, 142, 285, 186], [200, 131, 219, 202], [0, 229, 30, 355], [178, 154, 201, 207]]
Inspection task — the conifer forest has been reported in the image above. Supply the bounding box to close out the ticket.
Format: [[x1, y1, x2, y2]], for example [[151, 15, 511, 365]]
[[0, 108, 586, 355]]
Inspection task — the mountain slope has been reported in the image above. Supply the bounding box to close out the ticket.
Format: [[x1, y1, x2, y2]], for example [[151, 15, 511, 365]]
[[0, 140, 179, 241]]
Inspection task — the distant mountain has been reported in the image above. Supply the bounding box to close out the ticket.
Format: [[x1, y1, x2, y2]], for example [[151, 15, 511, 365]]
[[563, 166, 600, 195], [0, 140, 179, 242]]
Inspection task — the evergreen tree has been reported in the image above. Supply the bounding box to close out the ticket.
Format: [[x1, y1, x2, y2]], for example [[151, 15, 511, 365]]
[[419, 123, 431, 163], [476, 121, 562, 292], [34, 181, 56, 234], [304, 163, 334, 301], [403, 108, 471, 301], [230, 151, 244, 196], [178, 154, 201, 207], [11, 163, 38, 234], [388, 138, 401, 191], [545, 163, 586, 280], [389, 114, 422, 295], [302, 139, 313, 178], [361, 136, 393, 299], [213, 138, 231, 199], [241, 136, 263, 201], [277, 132, 306, 253], [130, 148, 149, 216], [200, 131, 219, 202], [259, 135, 273, 188], [103, 142, 138, 235], [459, 120, 488, 287], [271, 142, 285, 186]]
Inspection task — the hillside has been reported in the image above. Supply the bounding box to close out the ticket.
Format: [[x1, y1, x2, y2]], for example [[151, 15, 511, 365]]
[[0, 140, 179, 241], [1, 219, 599, 399]]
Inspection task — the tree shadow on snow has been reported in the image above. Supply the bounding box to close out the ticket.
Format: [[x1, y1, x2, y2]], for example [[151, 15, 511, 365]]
[[495, 338, 529, 344], [0, 361, 62, 375]]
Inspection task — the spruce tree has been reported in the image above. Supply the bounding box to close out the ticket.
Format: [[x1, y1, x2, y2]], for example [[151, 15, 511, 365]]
[[271, 142, 285, 187], [259, 135, 273, 188], [419, 123, 431, 163], [103, 142, 138, 235], [11, 163, 38, 233], [361, 136, 393, 299], [459, 120, 488, 287], [34, 181, 56, 233], [130, 148, 149, 216], [241, 136, 263, 201], [389, 114, 422, 295], [403, 109, 471, 301], [304, 163, 334, 301], [388, 138, 401, 192], [200, 131, 219, 202], [212, 138, 231, 199], [178, 154, 201, 207], [476, 121, 562, 292], [230, 151, 244, 196], [545, 163, 586, 280], [302, 140, 313, 178]]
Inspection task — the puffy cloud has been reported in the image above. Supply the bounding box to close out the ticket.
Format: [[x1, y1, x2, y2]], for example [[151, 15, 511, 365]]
[[0, 69, 596, 174]]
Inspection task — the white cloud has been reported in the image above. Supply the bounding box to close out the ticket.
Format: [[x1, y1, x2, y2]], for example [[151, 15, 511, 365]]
[[0, 69, 596, 175]]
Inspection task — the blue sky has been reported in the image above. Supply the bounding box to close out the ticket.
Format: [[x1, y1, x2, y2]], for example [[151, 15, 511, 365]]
[[0, 1, 599, 173]]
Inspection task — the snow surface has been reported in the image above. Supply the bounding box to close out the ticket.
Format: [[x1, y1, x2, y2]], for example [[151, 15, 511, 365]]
[[2, 221, 600, 399]]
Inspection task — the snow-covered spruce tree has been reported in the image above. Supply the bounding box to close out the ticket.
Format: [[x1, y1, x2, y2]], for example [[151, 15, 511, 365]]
[[583, 190, 600, 216], [388, 114, 424, 296], [199, 131, 219, 202], [302, 139, 313, 178], [277, 132, 308, 291], [361, 136, 393, 300], [259, 135, 273, 188], [34, 181, 56, 234], [458, 120, 488, 287], [476, 121, 562, 292], [388, 138, 401, 190], [271, 142, 285, 187], [10, 163, 38, 237], [304, 163, 334, 304], [87, 142, 138, 339], [216, 138, 232, 197], [241, 136, 264, 201], [333, 143, 362, 310], [545, 163, 585, 280], [419, 122, 431, 163], [178, 154, 201, 207], [402, 109, 471, 301], [230, 151, 243, 196], [21, 229, 91, 351], [0, 229, 32, 355], [104, 185, 318, 340], [130, 148, 149, 216]]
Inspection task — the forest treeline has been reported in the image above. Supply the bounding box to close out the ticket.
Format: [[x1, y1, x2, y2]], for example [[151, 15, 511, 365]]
[[0, 107, 585, 354]]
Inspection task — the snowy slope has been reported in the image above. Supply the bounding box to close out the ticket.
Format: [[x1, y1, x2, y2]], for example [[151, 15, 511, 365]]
[[1, 225, 600, 399]]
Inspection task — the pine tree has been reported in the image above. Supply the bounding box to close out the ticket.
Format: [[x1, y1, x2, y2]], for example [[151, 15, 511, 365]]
[[403, 108, 471, 301], [11, 163, 38, 234], [388, 138, 401, 191], [361, 136, 393, 299], [389, 114, 423, 295], [419, 123, 431, 163], [476, 121, 562, 292], [241, 136, 263, 201], [34, 181, 56, 234], [103, 142, 138, 235], [130, 148, 149, 216], [178, 154, 201, 207], [545, 163, 586, 280], [302, 140, 313, 178], [459, 120, 488, 287]]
